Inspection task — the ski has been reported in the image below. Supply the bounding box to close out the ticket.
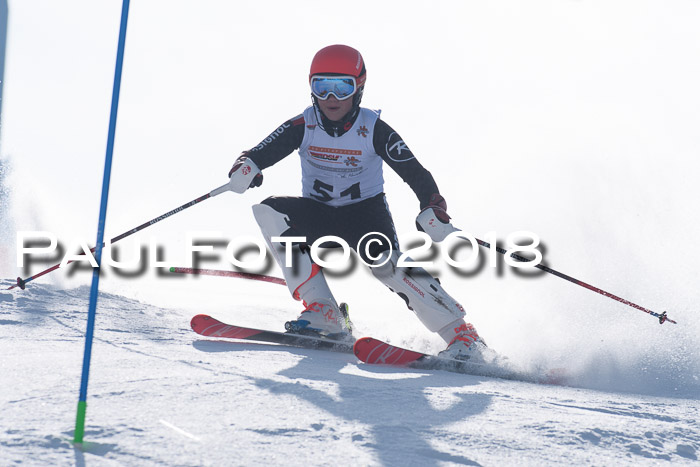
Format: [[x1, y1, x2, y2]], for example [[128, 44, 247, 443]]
[[190, 314, 354, 353], [353, 337, 567, 385]]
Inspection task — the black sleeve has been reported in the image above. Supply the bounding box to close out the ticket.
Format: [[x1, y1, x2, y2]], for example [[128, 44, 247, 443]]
[[243, 114, 306, 170], [373, 118, 440, 209]]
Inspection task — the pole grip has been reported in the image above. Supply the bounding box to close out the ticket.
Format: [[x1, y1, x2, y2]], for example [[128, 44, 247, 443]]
[[209, 183, 230, 197]]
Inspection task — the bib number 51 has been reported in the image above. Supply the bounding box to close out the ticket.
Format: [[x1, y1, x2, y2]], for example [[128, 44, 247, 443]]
[[311, 179, 361, 202]]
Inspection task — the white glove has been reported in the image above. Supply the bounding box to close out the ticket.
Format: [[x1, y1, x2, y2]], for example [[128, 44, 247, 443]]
[[228, 155, 262, 193], [415, 193, 458, 242]]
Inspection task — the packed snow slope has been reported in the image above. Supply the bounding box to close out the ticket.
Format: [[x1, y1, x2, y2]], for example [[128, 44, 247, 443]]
[[1, 279, 698, 466]]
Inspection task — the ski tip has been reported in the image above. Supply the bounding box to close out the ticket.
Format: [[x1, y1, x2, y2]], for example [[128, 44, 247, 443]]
[[190, 314, 212, 328], [352, 337, 375, 358]]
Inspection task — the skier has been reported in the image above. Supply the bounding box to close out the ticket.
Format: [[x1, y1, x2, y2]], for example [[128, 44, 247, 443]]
[[227, 44, 486, 360]]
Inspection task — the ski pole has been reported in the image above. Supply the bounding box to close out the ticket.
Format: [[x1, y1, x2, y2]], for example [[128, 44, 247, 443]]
[[176, 234, 677, 325], [473, 237, 677, 325], [169, 266, 286, 286], [7, 183, 230, 291]]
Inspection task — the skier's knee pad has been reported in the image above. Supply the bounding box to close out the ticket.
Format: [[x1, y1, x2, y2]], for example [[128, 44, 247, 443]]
[[371, 250, 466, 332], [252, 203, 334, 305], [252, 201, 290, 240]]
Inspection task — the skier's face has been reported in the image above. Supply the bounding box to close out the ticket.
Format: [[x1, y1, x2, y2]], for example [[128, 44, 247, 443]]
[[317, 95, 353, 122]]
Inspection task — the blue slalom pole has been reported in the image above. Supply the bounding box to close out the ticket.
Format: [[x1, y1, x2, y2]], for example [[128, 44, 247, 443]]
[[74, 0, 130, 445], [1, 0, 8, 141]]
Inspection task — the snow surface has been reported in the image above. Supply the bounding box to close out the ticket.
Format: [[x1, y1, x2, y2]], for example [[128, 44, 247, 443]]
[[1, 280, 698, 465]]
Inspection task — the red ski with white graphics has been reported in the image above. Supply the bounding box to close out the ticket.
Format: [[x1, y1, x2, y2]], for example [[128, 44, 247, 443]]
[[353, 337, 426, 366], [354, 337, 567, 385], [190, 314, 353, 353]]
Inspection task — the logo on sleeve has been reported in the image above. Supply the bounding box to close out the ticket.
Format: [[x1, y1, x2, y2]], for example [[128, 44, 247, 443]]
[[254, 122, 292, 151], [386, 132, 414, 162]]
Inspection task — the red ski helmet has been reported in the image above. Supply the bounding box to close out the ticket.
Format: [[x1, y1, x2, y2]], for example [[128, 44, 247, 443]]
[[309, 44, 366, 87]]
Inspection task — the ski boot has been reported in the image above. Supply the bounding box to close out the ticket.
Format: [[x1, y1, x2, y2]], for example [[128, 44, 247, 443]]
[[438, 323, 489, 363], [285, 301, 354, 342]]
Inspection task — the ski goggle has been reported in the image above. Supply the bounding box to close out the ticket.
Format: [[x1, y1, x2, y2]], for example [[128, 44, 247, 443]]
[[310, 75, 357, 101]]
